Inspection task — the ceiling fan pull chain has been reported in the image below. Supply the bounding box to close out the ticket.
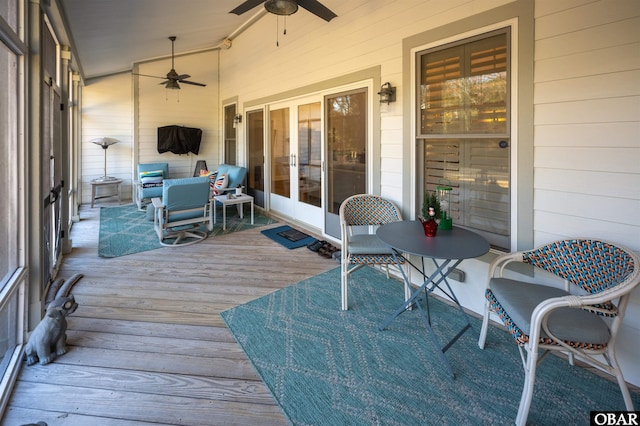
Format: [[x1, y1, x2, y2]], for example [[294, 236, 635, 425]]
[[276, 16, 279, 47], [284, 16, 287, 35]]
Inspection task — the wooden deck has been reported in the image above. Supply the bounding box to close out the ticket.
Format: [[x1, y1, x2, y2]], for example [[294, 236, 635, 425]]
[[2, 203, 337, 425]]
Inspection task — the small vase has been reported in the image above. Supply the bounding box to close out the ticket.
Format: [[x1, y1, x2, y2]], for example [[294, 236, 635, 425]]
[[420, 217, 438, 237]]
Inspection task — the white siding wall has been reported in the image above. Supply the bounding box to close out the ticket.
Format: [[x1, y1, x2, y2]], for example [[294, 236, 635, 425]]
[[136, 50, 220, 178], [80, 73, 133, 203], [81, 50, 220, 204], [533, 0, 640, 385], [219, 0, 513, 205]]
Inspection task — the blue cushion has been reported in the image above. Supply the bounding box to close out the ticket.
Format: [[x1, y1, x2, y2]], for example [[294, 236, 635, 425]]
[[348, 234, 394, 255], [161, 177, 210, 223], [216, 164, 247, 190], [489, 278, 610, 345]]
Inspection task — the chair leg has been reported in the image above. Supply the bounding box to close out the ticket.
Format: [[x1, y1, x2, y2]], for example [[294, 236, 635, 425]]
[[607, 347, 636, 411], [478, 300, 491, 349], [341, 260, 349, 311], [516, 343, 538, 426]]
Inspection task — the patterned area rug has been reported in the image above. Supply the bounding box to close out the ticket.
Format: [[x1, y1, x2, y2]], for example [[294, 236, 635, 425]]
[[98, 204, 276, 258], [221, 267, 640, 426]]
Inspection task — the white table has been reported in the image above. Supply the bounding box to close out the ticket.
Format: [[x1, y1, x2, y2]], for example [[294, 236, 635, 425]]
[[213, 194, 254, 230], [90, 178, 122, 208]]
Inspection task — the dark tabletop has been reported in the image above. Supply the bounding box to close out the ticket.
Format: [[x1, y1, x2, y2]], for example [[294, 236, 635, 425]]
[[376, 221, 490, 260]]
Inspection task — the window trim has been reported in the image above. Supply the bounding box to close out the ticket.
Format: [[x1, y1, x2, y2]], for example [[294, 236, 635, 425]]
[[402, 0, 534, 252], [416, 28, 511, 251]]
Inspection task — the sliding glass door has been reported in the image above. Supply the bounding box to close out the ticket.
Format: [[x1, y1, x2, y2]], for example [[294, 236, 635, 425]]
[[246, 109, 265, 207], [324, 89, 368, 238]]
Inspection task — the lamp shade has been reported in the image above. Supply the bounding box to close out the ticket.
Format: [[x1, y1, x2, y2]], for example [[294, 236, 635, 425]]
[[91, 137, 119, 181], [90, 137, 120, 149]]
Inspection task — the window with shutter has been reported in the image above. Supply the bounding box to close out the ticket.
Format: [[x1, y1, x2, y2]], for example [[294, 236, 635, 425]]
[[418, 29, 510, 250]]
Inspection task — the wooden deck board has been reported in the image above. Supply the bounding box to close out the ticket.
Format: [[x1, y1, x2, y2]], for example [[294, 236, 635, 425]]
[[2, 202, 336, 425]]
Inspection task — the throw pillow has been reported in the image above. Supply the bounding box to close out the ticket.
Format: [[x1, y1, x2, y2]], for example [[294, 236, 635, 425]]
[[202, 171, 218, 194], [140, 170, 164, 188], [213, 173, 228, 195]]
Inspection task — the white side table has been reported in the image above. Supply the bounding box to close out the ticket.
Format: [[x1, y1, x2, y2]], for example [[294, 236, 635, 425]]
[[213, 194, 254, 230], [91, 178, 122, 208]]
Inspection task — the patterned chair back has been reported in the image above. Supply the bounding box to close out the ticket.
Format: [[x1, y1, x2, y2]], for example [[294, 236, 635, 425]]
[[522, 239, 636, 295], [341, 194, 402, 227]]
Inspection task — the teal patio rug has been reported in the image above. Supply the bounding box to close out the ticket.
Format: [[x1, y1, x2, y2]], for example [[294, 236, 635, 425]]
[[98, 204, 276, 258], [221, 267, 640, 426]]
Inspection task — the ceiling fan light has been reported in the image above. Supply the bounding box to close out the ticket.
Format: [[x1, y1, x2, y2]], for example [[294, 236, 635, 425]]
[[264, 0, 298, 16], [166, 80, 180, 90]]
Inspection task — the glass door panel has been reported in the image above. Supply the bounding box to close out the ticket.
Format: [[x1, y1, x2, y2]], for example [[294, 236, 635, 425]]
[[247, 109, 265, 208], [298, 102, 321, 207], [325, 90, 367, 237], [270, 107, 290, 199]]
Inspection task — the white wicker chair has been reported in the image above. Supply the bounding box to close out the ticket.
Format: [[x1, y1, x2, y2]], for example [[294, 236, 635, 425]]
[[478, 239, 640, 425], [339, 194, 408, 310]]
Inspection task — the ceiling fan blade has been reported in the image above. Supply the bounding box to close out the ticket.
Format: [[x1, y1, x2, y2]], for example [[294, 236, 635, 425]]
[[230, 0, 265, 15], [180, 80, 207, 87], [297, 0, 337, 22], [175, 74, 191, 80]]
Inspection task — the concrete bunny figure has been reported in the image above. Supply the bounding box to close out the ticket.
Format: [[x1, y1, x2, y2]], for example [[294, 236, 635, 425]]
[[25, 295, 78, 366]]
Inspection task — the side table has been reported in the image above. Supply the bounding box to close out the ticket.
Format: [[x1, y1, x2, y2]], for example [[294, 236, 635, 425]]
[[91, 178, 122, 208], [213, 194, 254, 230]]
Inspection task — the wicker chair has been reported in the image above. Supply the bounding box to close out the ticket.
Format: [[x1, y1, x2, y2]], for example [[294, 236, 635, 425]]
[[478, 239, 640, 425], [339, 194, 408, 310]]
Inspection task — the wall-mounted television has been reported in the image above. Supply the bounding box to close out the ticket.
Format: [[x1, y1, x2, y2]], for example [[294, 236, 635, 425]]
[[157, 125, 202, 155]]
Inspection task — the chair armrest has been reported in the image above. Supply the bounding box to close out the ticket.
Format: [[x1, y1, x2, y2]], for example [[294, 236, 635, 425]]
[[488, 251, 524, 279], [151, 197, 163, 208]]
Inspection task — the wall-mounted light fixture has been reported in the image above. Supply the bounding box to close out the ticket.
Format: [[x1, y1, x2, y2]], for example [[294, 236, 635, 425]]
[[233, 113, 242, 128], [377, 82, 396, 104]]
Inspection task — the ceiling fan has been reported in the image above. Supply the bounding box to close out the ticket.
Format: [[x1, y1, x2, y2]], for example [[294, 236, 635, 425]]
[[135, 36, 206, 90], [230, 0, 337, 22]]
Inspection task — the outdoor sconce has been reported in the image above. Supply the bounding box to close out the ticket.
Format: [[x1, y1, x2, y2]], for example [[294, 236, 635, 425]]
[[377, 82, 396, 104], [233, 113, 242, 128]]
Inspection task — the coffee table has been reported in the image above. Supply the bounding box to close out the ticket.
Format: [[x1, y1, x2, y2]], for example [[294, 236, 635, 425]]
[[376, 221, 490, 378], [213, 193, 254, 230]]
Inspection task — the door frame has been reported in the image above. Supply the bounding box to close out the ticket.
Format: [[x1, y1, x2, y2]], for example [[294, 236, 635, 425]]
[[240, 69, 381, 237]]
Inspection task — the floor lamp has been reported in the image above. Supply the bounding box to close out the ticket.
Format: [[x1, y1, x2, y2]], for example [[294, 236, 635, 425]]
[[91, 137, 120, 181]]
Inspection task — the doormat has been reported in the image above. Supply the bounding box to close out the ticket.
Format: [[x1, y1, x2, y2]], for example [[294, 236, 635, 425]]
[[277, 228, 310, 242], [261, 225, 316, 249]]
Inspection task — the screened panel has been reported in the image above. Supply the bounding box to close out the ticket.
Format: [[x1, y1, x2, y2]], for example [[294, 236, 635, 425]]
[[0, 41, 17, 290]]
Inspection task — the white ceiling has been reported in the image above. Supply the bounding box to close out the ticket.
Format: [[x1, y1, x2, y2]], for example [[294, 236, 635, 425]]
[[58, 0, 271, 80]]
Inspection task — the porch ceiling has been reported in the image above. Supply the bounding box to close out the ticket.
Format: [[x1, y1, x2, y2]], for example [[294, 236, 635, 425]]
[[56, 0, 279, 80]]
